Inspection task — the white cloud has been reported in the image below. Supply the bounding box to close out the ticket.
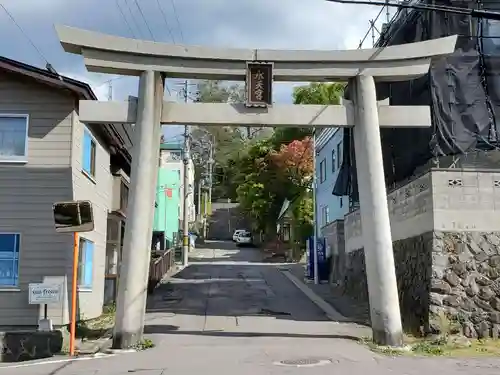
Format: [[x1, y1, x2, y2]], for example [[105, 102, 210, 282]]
[[1, 0, 396, 104], [59, 71, 111, 101]]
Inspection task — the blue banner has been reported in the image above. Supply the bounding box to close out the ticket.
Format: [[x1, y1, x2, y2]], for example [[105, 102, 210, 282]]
[[306, 237, 328, 281]]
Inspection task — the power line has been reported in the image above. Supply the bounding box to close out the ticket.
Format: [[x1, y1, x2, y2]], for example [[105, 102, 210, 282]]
[[123, 0, 144, 38], [324, 0, 500, 20], [156, 0, 176, 43], [165, 82, 172, 96], [133, 0, 156, 40], [0, 2, 50, 66], [94, 75, 129, 87], [169, 0, 185, 43], [115, 0, 136, 38]]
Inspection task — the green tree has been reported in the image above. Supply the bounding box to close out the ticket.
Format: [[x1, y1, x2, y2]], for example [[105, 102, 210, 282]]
[[292, 82, 345, 105], [271, 82, 346, 146], [196, 80, 245, 103], [234, 136, 314, 238], [190, 81, 247, 201]]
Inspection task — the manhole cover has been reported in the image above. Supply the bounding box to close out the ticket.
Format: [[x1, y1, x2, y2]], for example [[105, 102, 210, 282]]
[[276, 358, 332, 367]]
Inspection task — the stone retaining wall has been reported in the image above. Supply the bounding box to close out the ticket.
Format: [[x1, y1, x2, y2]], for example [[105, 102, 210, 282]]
[[337, 231, 500, 338], [431, 231, 500, 338]]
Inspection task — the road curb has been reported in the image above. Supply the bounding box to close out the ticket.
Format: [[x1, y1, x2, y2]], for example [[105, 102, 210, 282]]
[[280, 270, 347, 322]]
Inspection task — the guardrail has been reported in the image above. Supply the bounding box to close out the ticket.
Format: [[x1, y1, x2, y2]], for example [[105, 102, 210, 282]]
[[147, 248, 175, 294]]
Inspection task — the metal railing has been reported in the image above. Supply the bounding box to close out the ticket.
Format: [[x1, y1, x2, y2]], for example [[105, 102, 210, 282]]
[[147, 248, 175, 294]]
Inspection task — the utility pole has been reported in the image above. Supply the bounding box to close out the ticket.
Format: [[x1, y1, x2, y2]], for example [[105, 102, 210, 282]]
[[197, 180, 202, 221], [108, 80, 113, 101], [181, 80, 190, 267], [312, 130, 319, 285], [202, 163, 209, 238], [207, 141, 214, 218]]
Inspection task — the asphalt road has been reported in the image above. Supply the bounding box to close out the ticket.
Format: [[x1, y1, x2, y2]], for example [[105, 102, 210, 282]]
[[3, 241, 500, 375]]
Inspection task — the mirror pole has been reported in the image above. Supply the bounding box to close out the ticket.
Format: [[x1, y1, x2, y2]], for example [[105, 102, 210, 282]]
[[69, 232, 79, 356]]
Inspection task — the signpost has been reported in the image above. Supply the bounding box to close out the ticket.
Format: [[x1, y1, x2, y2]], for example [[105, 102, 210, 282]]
[[52, 200, 94, 356], [29, 283, 62, 331], [245, 62, 273, 107]]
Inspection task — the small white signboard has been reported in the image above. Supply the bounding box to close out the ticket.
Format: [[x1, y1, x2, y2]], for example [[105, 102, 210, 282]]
[[29, 283, 62, 304]]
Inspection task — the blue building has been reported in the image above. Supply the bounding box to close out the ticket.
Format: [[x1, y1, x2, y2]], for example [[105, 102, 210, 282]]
[[315, 128, 349, 236]]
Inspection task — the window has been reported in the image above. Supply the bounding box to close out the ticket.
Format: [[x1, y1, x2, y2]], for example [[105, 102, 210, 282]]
[[482, 19, 500, 54], [82, 129, 96, 177], [321, 206, 329, 226], [331, 149, 336, 173], [319, 159, 326, 183], [167, 151, 182, 162], [0, 233, 20, 287], [0, 115, 28, 162], [78, 238, 94, 289], [336, 142, 342, 169]]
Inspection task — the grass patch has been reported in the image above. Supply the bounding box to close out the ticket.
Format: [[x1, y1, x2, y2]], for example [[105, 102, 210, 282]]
[[360, 311, 500, 357], [360, 335, 500, 357], [414, 337, 500, 357], [133, 338, 155, 351], [70, 306, 116, 341]]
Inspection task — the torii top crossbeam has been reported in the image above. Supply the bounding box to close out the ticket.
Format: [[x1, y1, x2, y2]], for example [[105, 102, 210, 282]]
[[55, 25, 457, 82]]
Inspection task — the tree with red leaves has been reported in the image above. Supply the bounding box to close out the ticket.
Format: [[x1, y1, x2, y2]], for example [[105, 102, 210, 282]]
[[269, 137, 313, 187]]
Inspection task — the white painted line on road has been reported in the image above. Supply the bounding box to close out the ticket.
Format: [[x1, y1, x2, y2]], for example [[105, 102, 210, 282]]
[[280, 270, 346, 322], [168, 278, 264, 284], [190, 261, 298, 266], [0, 352, 117, 370]]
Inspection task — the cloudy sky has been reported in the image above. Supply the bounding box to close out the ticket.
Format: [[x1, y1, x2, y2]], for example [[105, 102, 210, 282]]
[[1, 0, 393, 139]]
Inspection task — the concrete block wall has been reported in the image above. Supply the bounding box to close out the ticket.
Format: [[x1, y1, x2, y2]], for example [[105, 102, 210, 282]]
[[432, 169, 500, 232], [344, 169, 500, 249], [345, 172, 433, 253], [338, 168, 500, 337]]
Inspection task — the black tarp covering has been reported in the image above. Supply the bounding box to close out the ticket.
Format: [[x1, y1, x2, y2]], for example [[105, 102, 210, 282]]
[[333, 0, 500, 201]]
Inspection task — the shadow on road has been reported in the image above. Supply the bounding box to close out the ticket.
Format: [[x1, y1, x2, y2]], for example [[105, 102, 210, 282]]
[[145, 243, 366, 333], [143, 324, 361, 341], [189, 241, 266, 263], [189, 240, 288, 264]]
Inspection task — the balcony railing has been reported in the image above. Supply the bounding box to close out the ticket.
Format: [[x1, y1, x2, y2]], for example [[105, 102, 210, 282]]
[[120, 181, 129, 213], [112, 173, 130, 214]]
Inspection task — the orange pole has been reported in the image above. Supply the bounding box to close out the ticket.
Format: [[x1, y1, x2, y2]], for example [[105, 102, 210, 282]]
[[69, 232, 79, 356]]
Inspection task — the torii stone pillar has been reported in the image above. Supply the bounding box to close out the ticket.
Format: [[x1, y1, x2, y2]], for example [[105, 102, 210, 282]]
[[351, 75, 401, 344], [112, 71, 164, 349], [55, 25, 457, 348]]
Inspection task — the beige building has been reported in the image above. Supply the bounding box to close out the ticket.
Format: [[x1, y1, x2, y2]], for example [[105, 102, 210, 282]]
[[0, 56, 132, 328]]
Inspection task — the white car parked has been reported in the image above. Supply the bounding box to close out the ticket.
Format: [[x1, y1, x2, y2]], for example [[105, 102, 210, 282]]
[[236, 231, 253, 246], [232, 229, 246, 242]]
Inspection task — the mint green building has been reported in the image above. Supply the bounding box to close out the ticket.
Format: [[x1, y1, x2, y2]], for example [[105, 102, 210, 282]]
[[153, 142, 183, 249]]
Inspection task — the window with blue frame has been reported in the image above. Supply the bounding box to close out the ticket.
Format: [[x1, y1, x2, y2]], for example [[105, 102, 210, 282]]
[[336, 142, 342, 170], [82, 129, 96, 177], [319, 159, 326, 183], [0, 233, 20, 287], [331, 149, 336, 173], [78, 238, 94, 289]]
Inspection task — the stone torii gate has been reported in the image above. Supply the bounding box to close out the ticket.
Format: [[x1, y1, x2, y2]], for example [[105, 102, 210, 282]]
[[56, 25, 457, 348]]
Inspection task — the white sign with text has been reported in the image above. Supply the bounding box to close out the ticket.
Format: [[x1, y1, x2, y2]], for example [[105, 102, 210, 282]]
[[28, 283, 62, 304]]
